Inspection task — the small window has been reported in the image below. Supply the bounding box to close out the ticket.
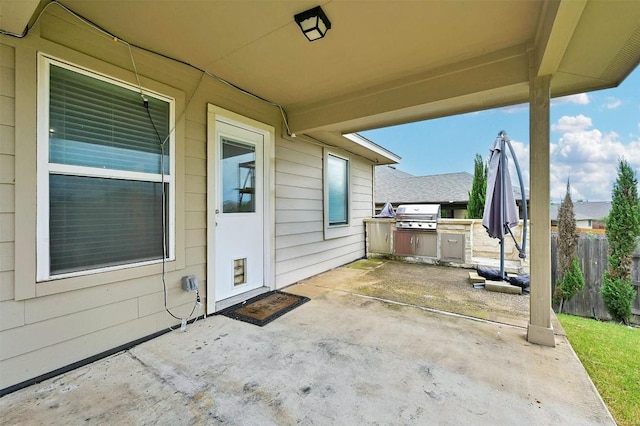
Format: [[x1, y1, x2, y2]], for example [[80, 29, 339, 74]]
[[37, 55, 175, 280], [221, 139, 256, 213], [327, 154, 349, 226]]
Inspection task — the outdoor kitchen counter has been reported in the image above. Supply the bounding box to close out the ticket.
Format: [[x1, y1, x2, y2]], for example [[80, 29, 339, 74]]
[[364, 218, 529, 274]]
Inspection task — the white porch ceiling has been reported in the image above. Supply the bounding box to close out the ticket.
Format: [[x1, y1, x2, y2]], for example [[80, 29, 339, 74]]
[[4, 0, 640, 136]]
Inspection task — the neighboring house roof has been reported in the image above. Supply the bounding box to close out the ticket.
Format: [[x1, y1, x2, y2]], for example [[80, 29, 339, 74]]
[[376, 166, 473, 205], [550, 201, 611, 222], [375, 165, 527, 205]]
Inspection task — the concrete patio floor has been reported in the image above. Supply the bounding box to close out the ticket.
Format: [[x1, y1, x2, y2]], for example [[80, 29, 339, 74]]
[[0, 260, 614, 425]]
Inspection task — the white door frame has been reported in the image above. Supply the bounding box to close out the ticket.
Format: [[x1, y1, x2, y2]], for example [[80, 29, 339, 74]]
[[206, 104, 275, 314]]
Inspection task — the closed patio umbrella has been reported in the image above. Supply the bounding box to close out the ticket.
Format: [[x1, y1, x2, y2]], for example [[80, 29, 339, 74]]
[[482, 131, 527, 279]]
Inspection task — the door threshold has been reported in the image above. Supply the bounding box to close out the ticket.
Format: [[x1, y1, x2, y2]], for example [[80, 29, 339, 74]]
[[215, 286, 271, 312]]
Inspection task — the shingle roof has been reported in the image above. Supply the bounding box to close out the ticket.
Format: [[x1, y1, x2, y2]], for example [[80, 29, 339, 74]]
[[375, 165, 526, 205], [549, 201, 611, 221]]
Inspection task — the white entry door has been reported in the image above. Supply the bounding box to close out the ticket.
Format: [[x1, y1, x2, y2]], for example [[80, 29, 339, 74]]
[[213, 120, 264, 301]]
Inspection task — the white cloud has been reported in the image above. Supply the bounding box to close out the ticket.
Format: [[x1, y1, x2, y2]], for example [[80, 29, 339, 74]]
[[551, 114, 592, 133], [548, 116, 640, 201], [605, 97, 622, 109], [509, 116, 640, 202], [551, 93, 590, 106]]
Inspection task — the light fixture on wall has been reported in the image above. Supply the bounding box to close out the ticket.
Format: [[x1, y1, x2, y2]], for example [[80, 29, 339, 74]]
[[294, 6, 331, 41]]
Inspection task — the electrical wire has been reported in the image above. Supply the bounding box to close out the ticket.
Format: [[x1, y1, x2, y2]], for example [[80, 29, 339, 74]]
[[144, 100, 198, 323], [1, 0, 297, 325], [2, 0, 206, 325], [0, 0, 294, 136]]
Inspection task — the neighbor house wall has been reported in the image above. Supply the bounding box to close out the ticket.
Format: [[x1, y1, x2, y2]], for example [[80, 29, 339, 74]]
[[453, 209, 467, 219], [576, 219, 591, 229], [0, 7, 373, 391]]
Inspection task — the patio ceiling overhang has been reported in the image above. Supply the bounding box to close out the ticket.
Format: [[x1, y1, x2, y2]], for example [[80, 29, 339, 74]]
[[4, 0, 639, 143]]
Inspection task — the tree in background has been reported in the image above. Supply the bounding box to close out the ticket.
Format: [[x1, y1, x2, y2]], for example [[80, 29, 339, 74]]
[[557, 180, 578, 277], [602, 159, 639, 324], [554, 180, 584, 313], [466, 154, 487, 219]]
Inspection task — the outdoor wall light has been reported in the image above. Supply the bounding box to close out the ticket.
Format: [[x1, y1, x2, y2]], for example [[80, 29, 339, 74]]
[[294, 6, 331, 41]]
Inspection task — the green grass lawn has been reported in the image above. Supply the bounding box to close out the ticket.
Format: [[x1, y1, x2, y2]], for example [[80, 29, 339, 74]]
[[558, 314, 640, 426]]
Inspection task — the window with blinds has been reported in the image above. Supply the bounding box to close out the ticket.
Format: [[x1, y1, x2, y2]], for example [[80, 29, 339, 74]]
[[37, 56, 175, 280], [327, 153, 349, 226]]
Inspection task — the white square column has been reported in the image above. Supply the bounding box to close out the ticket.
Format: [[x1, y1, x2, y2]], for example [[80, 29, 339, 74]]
[[527, 74, 556, 347]]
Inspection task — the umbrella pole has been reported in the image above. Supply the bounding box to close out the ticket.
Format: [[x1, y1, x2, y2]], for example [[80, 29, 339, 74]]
[[500, 133, 506, 280]]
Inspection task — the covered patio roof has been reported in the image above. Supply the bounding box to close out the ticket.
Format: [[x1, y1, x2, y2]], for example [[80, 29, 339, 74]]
[[3, 0, 639, 137]]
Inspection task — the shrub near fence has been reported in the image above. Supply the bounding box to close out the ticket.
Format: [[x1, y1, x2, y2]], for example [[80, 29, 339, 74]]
[[551, 233, 640, 324]]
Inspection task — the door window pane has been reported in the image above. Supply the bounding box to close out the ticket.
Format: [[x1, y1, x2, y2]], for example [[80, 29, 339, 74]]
[[221, 139, 256, 213]]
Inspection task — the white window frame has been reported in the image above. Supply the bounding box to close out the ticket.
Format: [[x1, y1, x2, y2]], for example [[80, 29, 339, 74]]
[[324, 150, 351, 240], [36, 54, 176, 281]]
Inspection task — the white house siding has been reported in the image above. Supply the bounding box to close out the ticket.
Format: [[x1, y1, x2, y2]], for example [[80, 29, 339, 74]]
[[0, 9, 376, 391], [273, 137, 373, 286], [1, 44, 18, 316]]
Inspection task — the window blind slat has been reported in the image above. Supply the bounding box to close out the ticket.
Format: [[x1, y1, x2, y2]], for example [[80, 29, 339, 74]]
[[49, 175, 168, 275], [49, 64, 170, 173]]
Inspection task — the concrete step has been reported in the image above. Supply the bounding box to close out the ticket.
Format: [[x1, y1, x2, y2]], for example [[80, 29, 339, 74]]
[[484, 280, 522, 295], [468, 271, 486, 284]]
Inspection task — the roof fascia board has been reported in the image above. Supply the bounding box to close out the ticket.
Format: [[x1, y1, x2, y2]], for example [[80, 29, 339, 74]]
[[288, 44, 529, 134], [342, 133, 401, 164], [301, 131, 400, 165], [534, 0, 587, 76]]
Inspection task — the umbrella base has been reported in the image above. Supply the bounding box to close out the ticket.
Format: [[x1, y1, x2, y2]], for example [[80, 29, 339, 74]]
[[477, 267, 530, 293], [485, 280, 522, 295]]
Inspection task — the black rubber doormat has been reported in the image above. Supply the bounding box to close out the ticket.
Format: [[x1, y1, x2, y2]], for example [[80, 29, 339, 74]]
[[216, 291, 310, 326]]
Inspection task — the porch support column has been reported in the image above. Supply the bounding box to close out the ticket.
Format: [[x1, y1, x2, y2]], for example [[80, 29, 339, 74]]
[[527, 74, 556, 347]]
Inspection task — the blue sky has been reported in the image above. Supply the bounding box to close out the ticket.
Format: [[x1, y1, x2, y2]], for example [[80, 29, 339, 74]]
[[361, 66, 640, 202]]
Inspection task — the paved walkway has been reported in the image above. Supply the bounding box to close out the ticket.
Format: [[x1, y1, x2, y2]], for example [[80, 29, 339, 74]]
[[0, 262, 613, 425]]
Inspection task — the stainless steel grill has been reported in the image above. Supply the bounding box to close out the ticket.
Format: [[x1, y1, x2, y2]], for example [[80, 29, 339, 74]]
[[395, 204, 440, 231]]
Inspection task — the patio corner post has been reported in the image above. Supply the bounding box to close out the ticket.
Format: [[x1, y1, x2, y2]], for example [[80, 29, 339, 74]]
[[527, 74, 556, 347]]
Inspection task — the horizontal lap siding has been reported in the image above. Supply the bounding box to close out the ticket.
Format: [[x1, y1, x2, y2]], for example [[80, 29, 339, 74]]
[[1, 7, 377, 390], [0, 8, 274, 390], [183, 117, 207, 276], [0, 26, 212, 386], [0, 301, 197, 389], [0, 44, 21, 336], [274, 141, 324, 272], [274, 140, 373, 288]]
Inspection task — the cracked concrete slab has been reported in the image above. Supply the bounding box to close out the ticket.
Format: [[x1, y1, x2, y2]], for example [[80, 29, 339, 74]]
[[0, 261, 612, 425]]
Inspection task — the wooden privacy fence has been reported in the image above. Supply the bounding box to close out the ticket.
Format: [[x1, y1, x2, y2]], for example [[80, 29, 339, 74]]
[[551, 233, 640, 324]]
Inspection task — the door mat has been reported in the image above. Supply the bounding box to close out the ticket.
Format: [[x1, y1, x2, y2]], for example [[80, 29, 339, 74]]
[[216, 291, 310, 326]]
